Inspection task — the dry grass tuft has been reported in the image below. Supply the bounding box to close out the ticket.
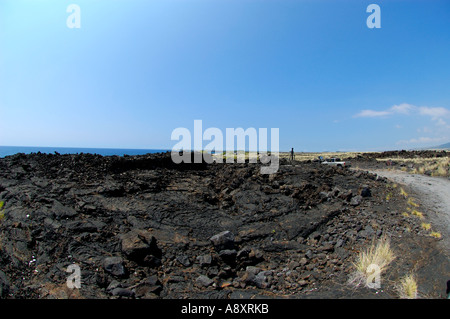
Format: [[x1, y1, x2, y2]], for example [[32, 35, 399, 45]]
[[278, 151, 365, 162], [399, 187, 408, 198], [430, 231, 442, 239], [411, 210, 424, 219], [397, 274, 418, 299], [349, 236, 395, 288], [407, 197, 420, 208], [377, 156, 450, 177]]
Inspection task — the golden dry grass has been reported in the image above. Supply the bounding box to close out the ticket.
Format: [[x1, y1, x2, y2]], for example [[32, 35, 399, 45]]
[[213, 150, 366, 164], [399, 187, 408, 198], [278, 151, 366, 162], [411, 210, 424, 219], [396, 274, 418, 299], [407, 197, 420, 208], [349, 236, 395, 288], [377, 156, 450, 177], [430, 231, 442, 238]]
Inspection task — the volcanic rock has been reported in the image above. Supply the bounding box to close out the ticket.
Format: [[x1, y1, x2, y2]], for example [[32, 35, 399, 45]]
[[120, 229, 161, 265], [195, 275, 214, 288], [210, 231, 235, 251], [103, 256, 126, 277], [0, 151, 447, 299], [196, 254, 213, 267]]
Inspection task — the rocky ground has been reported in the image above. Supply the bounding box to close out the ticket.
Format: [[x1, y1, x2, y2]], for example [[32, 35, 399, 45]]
[[0, 152, 448, 299]]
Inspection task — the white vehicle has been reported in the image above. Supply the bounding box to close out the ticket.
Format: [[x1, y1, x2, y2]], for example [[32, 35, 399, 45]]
[[320, 158, 348, 167]]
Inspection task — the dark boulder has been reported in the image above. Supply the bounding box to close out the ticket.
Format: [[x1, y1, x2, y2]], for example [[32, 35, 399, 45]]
[[103, 256, 126, 277], [195, 275, 214, 288], [120, 229, 161, 266], [360, 185, 371, 197], [210, 231, 235, 251]]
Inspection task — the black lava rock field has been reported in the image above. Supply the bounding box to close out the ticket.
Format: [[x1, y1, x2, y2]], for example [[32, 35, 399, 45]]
[[0, 152, 448, 299]]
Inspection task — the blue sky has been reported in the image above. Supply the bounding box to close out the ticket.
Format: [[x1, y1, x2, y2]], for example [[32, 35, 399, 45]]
[[1, 0, 450, 152]]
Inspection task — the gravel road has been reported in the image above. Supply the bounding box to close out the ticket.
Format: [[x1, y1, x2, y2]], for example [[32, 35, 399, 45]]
[[368, 169, 450, 255]]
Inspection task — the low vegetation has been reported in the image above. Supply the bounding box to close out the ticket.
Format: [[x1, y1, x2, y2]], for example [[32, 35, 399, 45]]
[[349, 236, 395, 288], [411, 209, 424, 219], [278, 151, 365, 162], [385, 192, 392, 201], [399, 187, 408, 198], [407, 197, 420, 208], [377, 156, 450, 177], [397, 274, 419, 299], [0, 201, 5, 221], [430, 231, 442, 239], [400, 190, 443, 239]]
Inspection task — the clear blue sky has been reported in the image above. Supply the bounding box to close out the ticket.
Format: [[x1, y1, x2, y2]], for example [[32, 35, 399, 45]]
[[1, 0, 450, 152]]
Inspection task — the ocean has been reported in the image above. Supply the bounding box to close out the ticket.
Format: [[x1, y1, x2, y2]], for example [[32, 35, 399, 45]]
[[0, 146, 170, 158]]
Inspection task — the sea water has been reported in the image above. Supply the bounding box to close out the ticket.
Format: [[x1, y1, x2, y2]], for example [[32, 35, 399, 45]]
[[0, 146, 169, 158]]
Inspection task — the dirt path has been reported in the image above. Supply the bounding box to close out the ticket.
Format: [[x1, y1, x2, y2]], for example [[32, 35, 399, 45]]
[[367, 169, 450, 255]]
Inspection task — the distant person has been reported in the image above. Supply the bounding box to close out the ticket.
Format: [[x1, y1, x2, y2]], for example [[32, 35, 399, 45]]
[[290, 148, 294, 162]]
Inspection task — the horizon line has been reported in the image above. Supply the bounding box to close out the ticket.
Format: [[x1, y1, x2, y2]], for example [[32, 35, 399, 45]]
[[1, 145, 444, 154]]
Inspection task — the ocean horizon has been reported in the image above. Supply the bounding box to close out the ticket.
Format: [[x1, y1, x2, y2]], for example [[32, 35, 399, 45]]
[[0, 146, 170, 158]]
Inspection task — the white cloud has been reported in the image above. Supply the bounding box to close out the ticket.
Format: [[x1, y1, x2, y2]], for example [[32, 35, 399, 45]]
[[354, 109, 391, 118], [418, 106, 450, 119], [389, 103, 414, 114], [409, 137, 444, 143], [417, 126, 432, 133], [354, 103, 450, 122], [436, 118, 448, 127], [397, 136, 448, 145], [354, 103, 415, 118], [356, 103, 450, 148]]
